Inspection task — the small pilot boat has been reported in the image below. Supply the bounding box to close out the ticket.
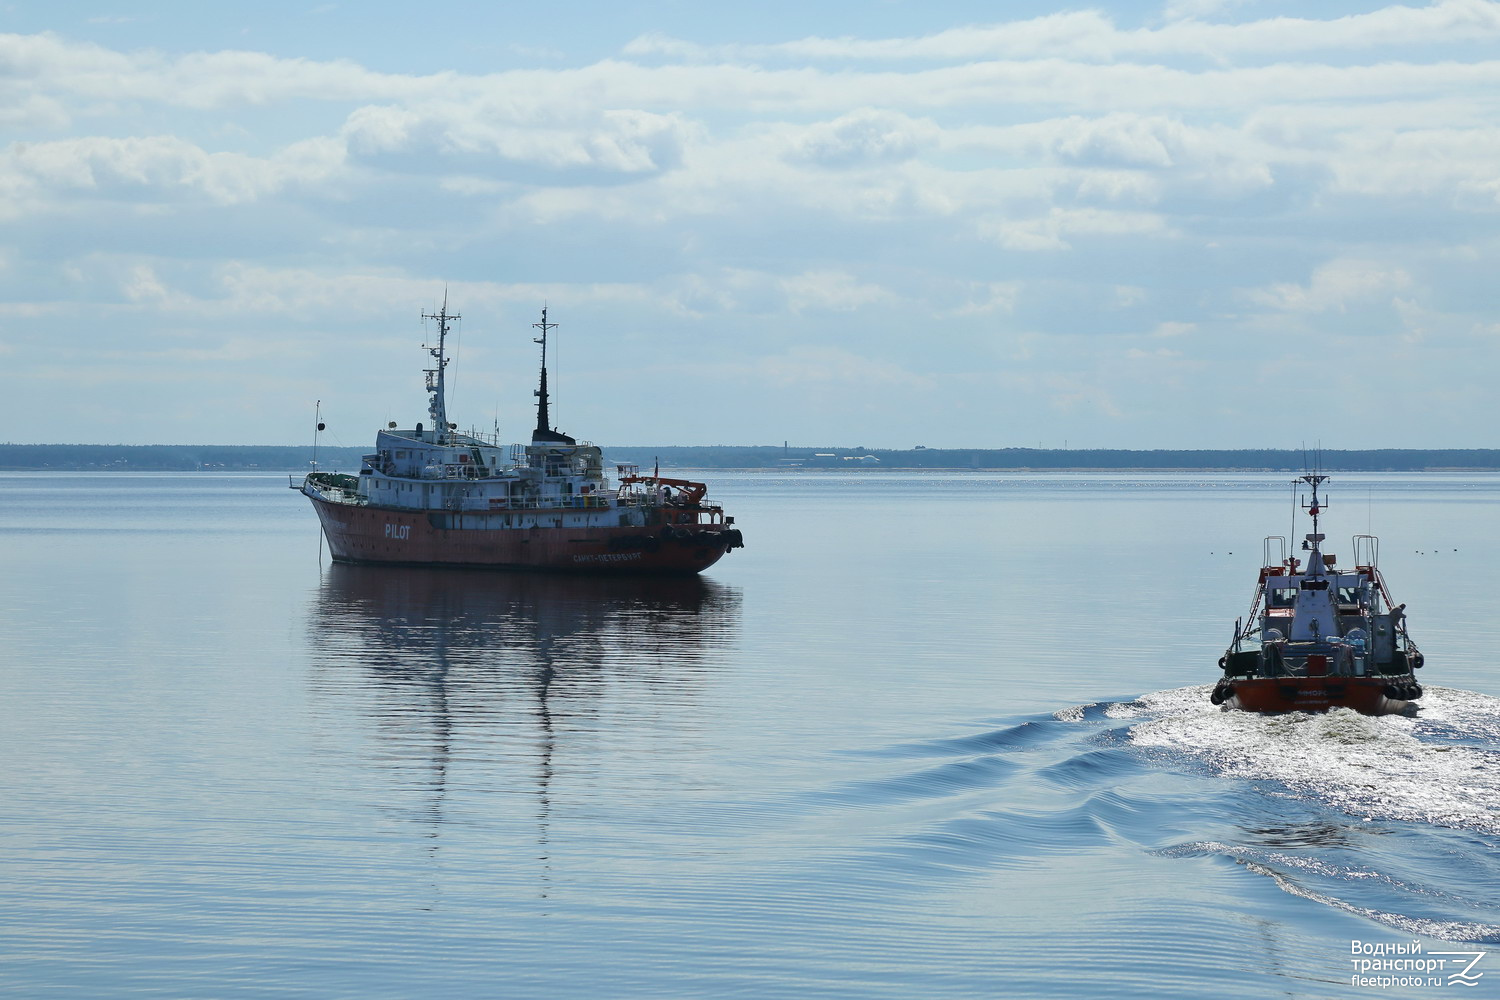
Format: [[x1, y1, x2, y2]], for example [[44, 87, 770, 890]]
[[1213, 473, 1424, 715]]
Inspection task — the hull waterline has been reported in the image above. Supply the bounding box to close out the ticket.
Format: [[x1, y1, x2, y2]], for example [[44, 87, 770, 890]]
[[1221, 676, 1414, 716]]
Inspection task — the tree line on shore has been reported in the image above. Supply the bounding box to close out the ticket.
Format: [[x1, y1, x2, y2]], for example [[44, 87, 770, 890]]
[[4, 443, 1499, 472]]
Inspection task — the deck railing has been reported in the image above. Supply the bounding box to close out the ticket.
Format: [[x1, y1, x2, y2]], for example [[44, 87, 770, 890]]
[[442, 491, 620, 512]]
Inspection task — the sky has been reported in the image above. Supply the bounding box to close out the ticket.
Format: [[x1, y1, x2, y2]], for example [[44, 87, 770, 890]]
[[3, 0, 1499, 449]]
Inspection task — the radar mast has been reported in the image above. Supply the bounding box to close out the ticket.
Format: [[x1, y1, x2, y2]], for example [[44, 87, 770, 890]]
[[420, 293, 458, 444]]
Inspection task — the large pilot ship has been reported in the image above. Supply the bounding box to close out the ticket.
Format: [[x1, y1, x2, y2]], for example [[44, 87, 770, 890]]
[[292, 302, 744, 574]]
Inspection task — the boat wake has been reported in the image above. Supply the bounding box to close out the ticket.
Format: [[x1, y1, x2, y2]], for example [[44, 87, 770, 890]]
[[1121, 684, 1500, 836], [1116, 684, 1500, 944], [817, 686, 1500, 952]]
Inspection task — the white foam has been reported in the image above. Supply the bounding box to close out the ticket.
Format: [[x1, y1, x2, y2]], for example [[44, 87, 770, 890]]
[[1105, 684, 1208, 719], [1126, 686, 1500, 835], [1241, 858, 1500, 942]]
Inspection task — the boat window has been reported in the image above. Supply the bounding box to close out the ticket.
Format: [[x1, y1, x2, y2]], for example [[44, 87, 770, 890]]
[[1267, 588, 1297, 607]]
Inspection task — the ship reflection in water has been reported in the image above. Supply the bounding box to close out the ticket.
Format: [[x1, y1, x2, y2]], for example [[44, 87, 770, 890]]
[[304, 564, 743, 888]]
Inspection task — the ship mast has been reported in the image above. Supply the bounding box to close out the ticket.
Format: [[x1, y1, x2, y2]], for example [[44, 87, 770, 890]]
[[421, 294, 458, 444], [529, 307, 576, 446], [533, 306, 557, 438]]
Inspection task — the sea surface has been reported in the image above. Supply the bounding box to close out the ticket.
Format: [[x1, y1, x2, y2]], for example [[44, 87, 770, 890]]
[[1, 470, 1497, 999]]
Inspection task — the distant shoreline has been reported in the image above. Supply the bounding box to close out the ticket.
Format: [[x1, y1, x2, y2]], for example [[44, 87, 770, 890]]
[[4, 443, 1499, 473]]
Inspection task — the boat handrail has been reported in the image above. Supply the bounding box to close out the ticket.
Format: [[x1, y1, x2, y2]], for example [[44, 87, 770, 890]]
[[1352, 533, 1379, 569], [1262, 535, 1287, 569], [311, 486, 367, 506]]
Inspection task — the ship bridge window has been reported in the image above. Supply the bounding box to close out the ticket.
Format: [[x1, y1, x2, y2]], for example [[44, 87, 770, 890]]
[[1267, 589, 1297, 608]]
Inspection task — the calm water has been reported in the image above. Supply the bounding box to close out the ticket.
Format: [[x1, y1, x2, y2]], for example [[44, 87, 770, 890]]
[[1, 470, 1497, 998]]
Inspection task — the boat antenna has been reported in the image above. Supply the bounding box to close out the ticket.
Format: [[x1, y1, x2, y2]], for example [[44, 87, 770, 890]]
[[533, 305, 558, 436], [421, 292, 459, 445]]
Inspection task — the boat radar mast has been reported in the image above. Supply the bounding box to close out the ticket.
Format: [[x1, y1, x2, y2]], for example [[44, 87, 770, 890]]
[[420, 296, 458, 444], [531, 306, 575, 446], [1299, 471, 1330, 576]]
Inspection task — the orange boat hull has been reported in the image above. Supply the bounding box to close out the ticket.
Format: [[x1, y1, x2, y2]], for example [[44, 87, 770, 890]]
[[1223, 676, 1413, 716]]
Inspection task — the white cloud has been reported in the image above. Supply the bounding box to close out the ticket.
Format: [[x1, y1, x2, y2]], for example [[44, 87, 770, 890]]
[[342, 103, 693, 176], [121, 264, 168, 303], [953, 282, 1021, 316], [1247, 259, 1414, 313], [625, 2, 1500, 63], [1151, 321, 1197, 338], [3, 6, 1499, 448], [1161, 0, 1254, 19], [1327, 127, 1500, 198], [8, 26, 1500, 128], [3, 134, 346, 206], [790, 108, 938, 167], [746, 346, 932, 389], [1033, 372, 1125, 418], [781, 270, 897, 312], [982, 207, 1173, 251]]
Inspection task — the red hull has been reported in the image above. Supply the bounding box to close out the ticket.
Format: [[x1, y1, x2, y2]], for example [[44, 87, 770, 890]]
[[309, 496, 735, 575], [1224, 676, 1412, 716]]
